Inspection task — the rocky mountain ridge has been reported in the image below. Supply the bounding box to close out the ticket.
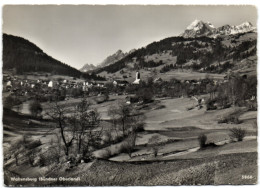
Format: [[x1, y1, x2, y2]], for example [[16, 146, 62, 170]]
[[80, 63, 96, 72], [181, 20, 256, 38], [80, 49, 136, 72]]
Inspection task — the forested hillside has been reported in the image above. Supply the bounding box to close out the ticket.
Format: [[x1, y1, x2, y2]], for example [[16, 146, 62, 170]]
[[3, 34, 105, 80], [94, 32, 256, 75]]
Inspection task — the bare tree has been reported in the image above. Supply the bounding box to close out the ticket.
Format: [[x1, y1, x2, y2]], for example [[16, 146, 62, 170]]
[[46, 101, 75, 157], [206, 83, 215, 100], [229, 127, 246, 141], [27, 149, 36, 166], [104, 130, 113, 144], [148, 135, 160, 157], [14, 152, 19, 166], [108, 101, 143, 136], [10, 137, 25, 166], [108, 102, 128, 136], [64, 97, 103, 162], [198, 134, 207, 148], [108, 105, 120, 137], [48, 132, 62, 164], [122, 132, 137, 158], [129, 113, 145, 133], [47, 97, 102, 162]]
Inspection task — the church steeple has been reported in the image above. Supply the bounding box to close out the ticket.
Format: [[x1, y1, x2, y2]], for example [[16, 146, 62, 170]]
[[133, 71, 141, 84]]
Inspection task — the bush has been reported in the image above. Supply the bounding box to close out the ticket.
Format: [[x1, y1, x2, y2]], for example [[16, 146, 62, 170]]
[[26, 149, 37, 166], [198, 134, 207, 148], [29, 100, 43, 117], [119, 134, 136, 158], [47, 145, 62, 164], [218, 113, 242, 124], [38, 153, 47, 167], [25, 140, 42, 150], [4, 96, 22, 109], [119, 142, 132, 154], [136, 88, 154, 103], [229, 127, 246, 141], [152, 147, 159, 157], [206, 99, 217, 110], [113, 135, 124, 144], [103, 131, 113, 144], [132, 122, 145, 132]]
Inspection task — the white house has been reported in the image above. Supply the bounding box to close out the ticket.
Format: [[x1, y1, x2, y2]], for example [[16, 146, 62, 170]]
[[82, 85, 88, 92], [48, 81, 53, 88], [6, 81, 12, 86], [113, 80, 118, 86]]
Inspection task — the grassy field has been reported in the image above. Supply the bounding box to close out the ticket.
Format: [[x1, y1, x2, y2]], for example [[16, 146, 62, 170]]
[[3, 94, 257, 186], [98, 68, 226, 83], [6, 152, 256, 186]]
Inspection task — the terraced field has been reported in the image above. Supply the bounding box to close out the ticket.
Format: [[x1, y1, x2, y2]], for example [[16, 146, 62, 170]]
[[3, 95, 257, 186]]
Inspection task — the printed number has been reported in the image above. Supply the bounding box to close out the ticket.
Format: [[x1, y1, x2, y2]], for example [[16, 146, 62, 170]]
[[242, 175, 253, 179]]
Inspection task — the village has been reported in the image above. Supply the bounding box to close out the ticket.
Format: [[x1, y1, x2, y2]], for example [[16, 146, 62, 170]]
[[3, 65, 257, 186], [2, 5, 257, 185], [3, 68, 239, 107]]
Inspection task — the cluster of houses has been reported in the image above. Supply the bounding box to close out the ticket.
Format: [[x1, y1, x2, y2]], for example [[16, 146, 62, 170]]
[[112, 71, 141, 86], [3, 70, 240, 103], [4, 71, 144, 93], [3, 73, 108, 97]]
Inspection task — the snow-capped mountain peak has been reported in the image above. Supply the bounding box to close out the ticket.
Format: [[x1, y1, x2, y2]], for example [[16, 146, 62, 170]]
[[236, 21, 253, 30], [182, 20, 216, 38], [186, 19, 201, 30], [207, 22, 215, 29], [186, 20, 215, 31], [181, 20, 255, 38]]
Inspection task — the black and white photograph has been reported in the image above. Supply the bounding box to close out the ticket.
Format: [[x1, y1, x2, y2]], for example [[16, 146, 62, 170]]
[[1, 3, 258, 186]]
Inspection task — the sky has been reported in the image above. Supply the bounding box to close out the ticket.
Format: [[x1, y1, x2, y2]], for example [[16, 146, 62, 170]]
[[2, 5, 257, 69]]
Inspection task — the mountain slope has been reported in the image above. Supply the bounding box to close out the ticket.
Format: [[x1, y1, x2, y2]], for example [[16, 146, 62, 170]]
[[79, 50, 130, 72], [99, 50, 127, 68], [80, 63, 96, 72], [3, 34, 81, 77], [181, 20, 256, 38], [216, 22, 256, 36], [2, 34, 105, 80], [94, 23, 256, 78], [181, 20, 216, 38]]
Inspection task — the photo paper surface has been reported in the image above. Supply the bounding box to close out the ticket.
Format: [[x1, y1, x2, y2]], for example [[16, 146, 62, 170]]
[[2, 4, 258, 186]]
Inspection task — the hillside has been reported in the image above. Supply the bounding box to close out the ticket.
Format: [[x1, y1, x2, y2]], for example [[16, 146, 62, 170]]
[[99, 50, 127, 68], [79, 50, 127, 73], [2, 34, 105, 80], [93, 21, 256, 80]]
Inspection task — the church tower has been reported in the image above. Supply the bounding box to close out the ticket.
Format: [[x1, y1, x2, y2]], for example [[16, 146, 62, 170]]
[[133, 71, 141, 84], [136, 71, 140, 79]]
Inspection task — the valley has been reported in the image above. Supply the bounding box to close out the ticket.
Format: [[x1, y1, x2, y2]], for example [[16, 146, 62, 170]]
[[2, 18, 258, 186], [3, 93, 257, 186]]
